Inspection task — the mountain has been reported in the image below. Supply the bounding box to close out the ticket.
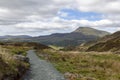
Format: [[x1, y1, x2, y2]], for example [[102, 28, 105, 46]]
[[28, 32, 99, 46], [87, 31, 120, 52], [0, 35, 32, 39], [26, 27, 110, 46], [73, 27, 110, 37], [0, 27, 110, 47]]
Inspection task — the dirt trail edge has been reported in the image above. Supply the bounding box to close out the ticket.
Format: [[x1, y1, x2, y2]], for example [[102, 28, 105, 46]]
[[22, 50, 65, 80]]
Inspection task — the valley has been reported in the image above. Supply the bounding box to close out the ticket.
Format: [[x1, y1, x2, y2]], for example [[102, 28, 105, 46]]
[[0, 28, 119, 80], [0, 0, 120, 80], [0, 27, 110, 47]]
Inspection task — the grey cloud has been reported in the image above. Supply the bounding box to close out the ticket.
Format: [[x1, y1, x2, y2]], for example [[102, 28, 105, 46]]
[[0, 0, 120, 36], [0, 0, 72, 17], [0, 0, 73, 25]]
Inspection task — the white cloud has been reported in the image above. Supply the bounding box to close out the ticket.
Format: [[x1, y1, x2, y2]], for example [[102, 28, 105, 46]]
[[76, 0, 120, 13], [0, 8, 10, 17], [11, 18, 117, 36], [0, 0, 120, 36], [0, 8, 9, 13], [58, 11, 69, 18]]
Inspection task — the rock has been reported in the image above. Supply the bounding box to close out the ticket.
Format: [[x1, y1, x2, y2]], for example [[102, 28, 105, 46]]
[[114, 51, 120, 54], [64, 72, 81, 80], [13, 55, 29, 63], [85, 77, 96, 80]]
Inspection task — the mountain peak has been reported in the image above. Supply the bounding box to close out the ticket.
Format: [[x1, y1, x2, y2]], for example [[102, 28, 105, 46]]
[[73, 27, 110, 37]]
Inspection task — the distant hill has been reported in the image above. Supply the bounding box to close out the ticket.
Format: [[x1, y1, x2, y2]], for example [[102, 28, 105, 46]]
[[0, 42, 50, 50], [73, 27, 110, 37], [0, 27, 110, 47], [29, 27, 110, 46], [0, 35, 32, 40], [29, 32, 99, 46], [87, 31, 120, 52]]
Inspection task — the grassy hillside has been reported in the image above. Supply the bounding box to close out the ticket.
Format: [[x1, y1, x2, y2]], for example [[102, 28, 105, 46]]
[[74, 41, 97, 51], [87, 31, 120, 52], [37, 49, 120, 80], [29, 32, 99, 47], [49, 45, 64, 50], [0, 27, 110, 47], [29, 27, 109, 47]]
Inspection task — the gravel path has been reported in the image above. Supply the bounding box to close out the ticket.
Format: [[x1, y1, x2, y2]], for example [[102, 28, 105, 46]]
[[23, 50, 65, 80]]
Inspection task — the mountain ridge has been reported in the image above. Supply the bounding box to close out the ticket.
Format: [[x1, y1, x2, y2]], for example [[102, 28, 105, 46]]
[[0, 35, 32, 39], [0, 27, 110, 47], [73, 27, 110, 37]]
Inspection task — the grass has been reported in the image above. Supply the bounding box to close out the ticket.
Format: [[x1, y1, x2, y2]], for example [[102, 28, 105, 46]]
[[0, 46, 29, 79], [0, 42, 50, 79], [2, 45, 29, 56], [37, 49, 120, 80], [49, 45, 64, 50], [8, 46, 28, 56]]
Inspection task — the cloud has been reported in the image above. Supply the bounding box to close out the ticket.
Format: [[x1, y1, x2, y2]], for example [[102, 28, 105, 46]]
[[0, 0, 73, 24], [76, 0, 120, 13], [0, 0, 120, 36], [12, 18, 119, 36]]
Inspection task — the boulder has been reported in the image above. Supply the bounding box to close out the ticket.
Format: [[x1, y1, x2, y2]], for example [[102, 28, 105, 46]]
[[13, 55, 29, 63], [64, 72, 82, 80]]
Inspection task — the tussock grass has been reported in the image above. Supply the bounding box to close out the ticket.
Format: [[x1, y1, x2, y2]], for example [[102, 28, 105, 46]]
[[2, 45, 29, 56], [0, 46, 29, 80], [0, 46, 13, 63], [37, 49, 120, 80]]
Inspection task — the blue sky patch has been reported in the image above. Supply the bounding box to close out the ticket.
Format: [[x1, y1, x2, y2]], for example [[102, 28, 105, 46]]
[[58, 9, 103, 21]]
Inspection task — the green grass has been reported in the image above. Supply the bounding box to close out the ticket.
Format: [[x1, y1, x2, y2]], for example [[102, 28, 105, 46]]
[[37, 49, 120, 80], [49, 45, 64, 50], [2, 45, 29, 56]]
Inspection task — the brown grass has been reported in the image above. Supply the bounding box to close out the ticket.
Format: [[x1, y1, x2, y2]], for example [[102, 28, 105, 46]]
[[0, 46, 29, 80], [37, 49, 120, 80]]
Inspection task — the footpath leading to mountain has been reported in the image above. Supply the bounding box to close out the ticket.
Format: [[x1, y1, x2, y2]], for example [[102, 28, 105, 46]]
[[22, 50, 65, 80]]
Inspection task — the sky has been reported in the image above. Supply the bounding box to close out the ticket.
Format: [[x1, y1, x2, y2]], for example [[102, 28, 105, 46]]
[[0, 0, 120, 36]]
